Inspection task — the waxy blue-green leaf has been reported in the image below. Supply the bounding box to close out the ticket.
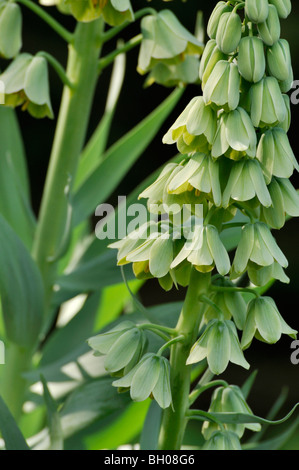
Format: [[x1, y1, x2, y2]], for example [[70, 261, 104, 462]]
[[0, 394, 29, 450], [0, 214, 44, 347], [73, 88, 183, 225]]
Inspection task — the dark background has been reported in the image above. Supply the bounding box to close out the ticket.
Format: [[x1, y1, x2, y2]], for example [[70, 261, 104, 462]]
[[16, 0, 299, 438]]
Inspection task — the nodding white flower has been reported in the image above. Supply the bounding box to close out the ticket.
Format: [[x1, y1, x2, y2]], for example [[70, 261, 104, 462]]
[[257, 127, 299, 183], [0, 2, 22, 59], [269, 0, 292, 19], [163, 96, 217, 152], [203, 289, 247, 330], [257, 4, 281, 46], [203, 60, 240, 112], [260, 177, 299, 229], [171, 223, 231, 276], [232, 222, 288, 277], [137, 9, 203, 75], [0, 53, 53, 119], [237, 36, 266, 83], [222, 159, 272, 208], [88, 321, 147, 375], [187, 319, 249, 375], [241, 296, 297, 349], [250, 76, 287, 128], [202, 430, 241, 451], [144, 55, 200, 88], [245, 0, 269, 24], [212, 107, 257, 160], [216, 12, 242, 54], [202, 385, 261, 439], [113, 353, 172, 409]]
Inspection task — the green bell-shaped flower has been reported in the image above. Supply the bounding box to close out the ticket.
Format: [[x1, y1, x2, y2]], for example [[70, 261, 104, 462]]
[[212, 107, 257, 159], [278, 94, 291, 132], [256, 127, 299, 183], [88, 321, 147, 374], [241, 296, 297, 349], [199, 39, 227, 88], [250, 76, 287, 127], [257, 4, 281, 46], [112, 353, 172, 409], [187, 319, 249, 375], [245, 260, 289, 286], [267, 39, 292, 81], [269, 0, 292, 18], [207, 1, 233, 39], [203, 60, 240, 112], [0, 2, 22, 59], [237, 36, 266, 83], [222, 159, 272, 208], [245, 0, 269, 23], [68, 0, 133, 25], [171, 223, 231, 276], [232, 222, 288, 277], [202, 385, 261, 439], [202, 430, 242, 450], [109, 221, 155, 265], [0, 53, 53, 119], [163, 96, 217, 152], [138, 10, 204, 75], [216, 12, 242, 54], [165, 153, 222, 207], [260, 177, 299, 229], [144, 55, 200, 88], [203, 289, 247, 330]]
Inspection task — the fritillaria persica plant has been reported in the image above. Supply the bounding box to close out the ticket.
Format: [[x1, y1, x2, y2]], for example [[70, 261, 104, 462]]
[[0, 0, 298, 452]]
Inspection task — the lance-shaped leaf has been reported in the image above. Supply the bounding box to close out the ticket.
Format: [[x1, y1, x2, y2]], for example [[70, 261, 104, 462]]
[[0, 394, 29, 450], [0, 214, 44, 347]]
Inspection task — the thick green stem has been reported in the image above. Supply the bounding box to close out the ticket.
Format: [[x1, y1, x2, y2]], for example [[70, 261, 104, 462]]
[[32, 20, 103, 309], [158, 270, 211, 450], [1, 344, 32, 420]]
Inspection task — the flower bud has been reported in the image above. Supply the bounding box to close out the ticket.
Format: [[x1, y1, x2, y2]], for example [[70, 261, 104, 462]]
[[113, 353, 172, 409], [238, 36, 266, 83], [138, 10, 203, 74], [269, 0, 292, 18], [241, 296, 297, 349], [0, 2, 22, 59], [250, 76, 287, 127], [187, 319, 249, 375], [245, 0, 269, 23], [0, 53, 53, 119], [257, 4, 281, 46], [256, 127, 299, 183], [199, 39, 227, 88], [216, 12, 242, 54], [279, 65, 293, 93], [202, 431, 241, 450], [203, 60, 240, 111], [222, 159, 272, 208], [212, 107, 257, 159], [202, 385, 261, 439], [207, 1, 233, 39], [232, 222, 288, 276], [278, 94, 291, 131], [171, 223, 231, 276], [267, 39, 291, 81]]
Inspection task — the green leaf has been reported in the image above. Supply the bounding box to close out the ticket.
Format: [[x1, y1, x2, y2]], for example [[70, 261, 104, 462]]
[[241, 370, 258, 400], [0, 394, 29, 450], [0, 214, 44, 347], [41, 376, 64, 450], [0, 107, 35, 249], [72, 88, 184, 225], [140, 401, 162, 450], [245, 418, 299, 450]]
